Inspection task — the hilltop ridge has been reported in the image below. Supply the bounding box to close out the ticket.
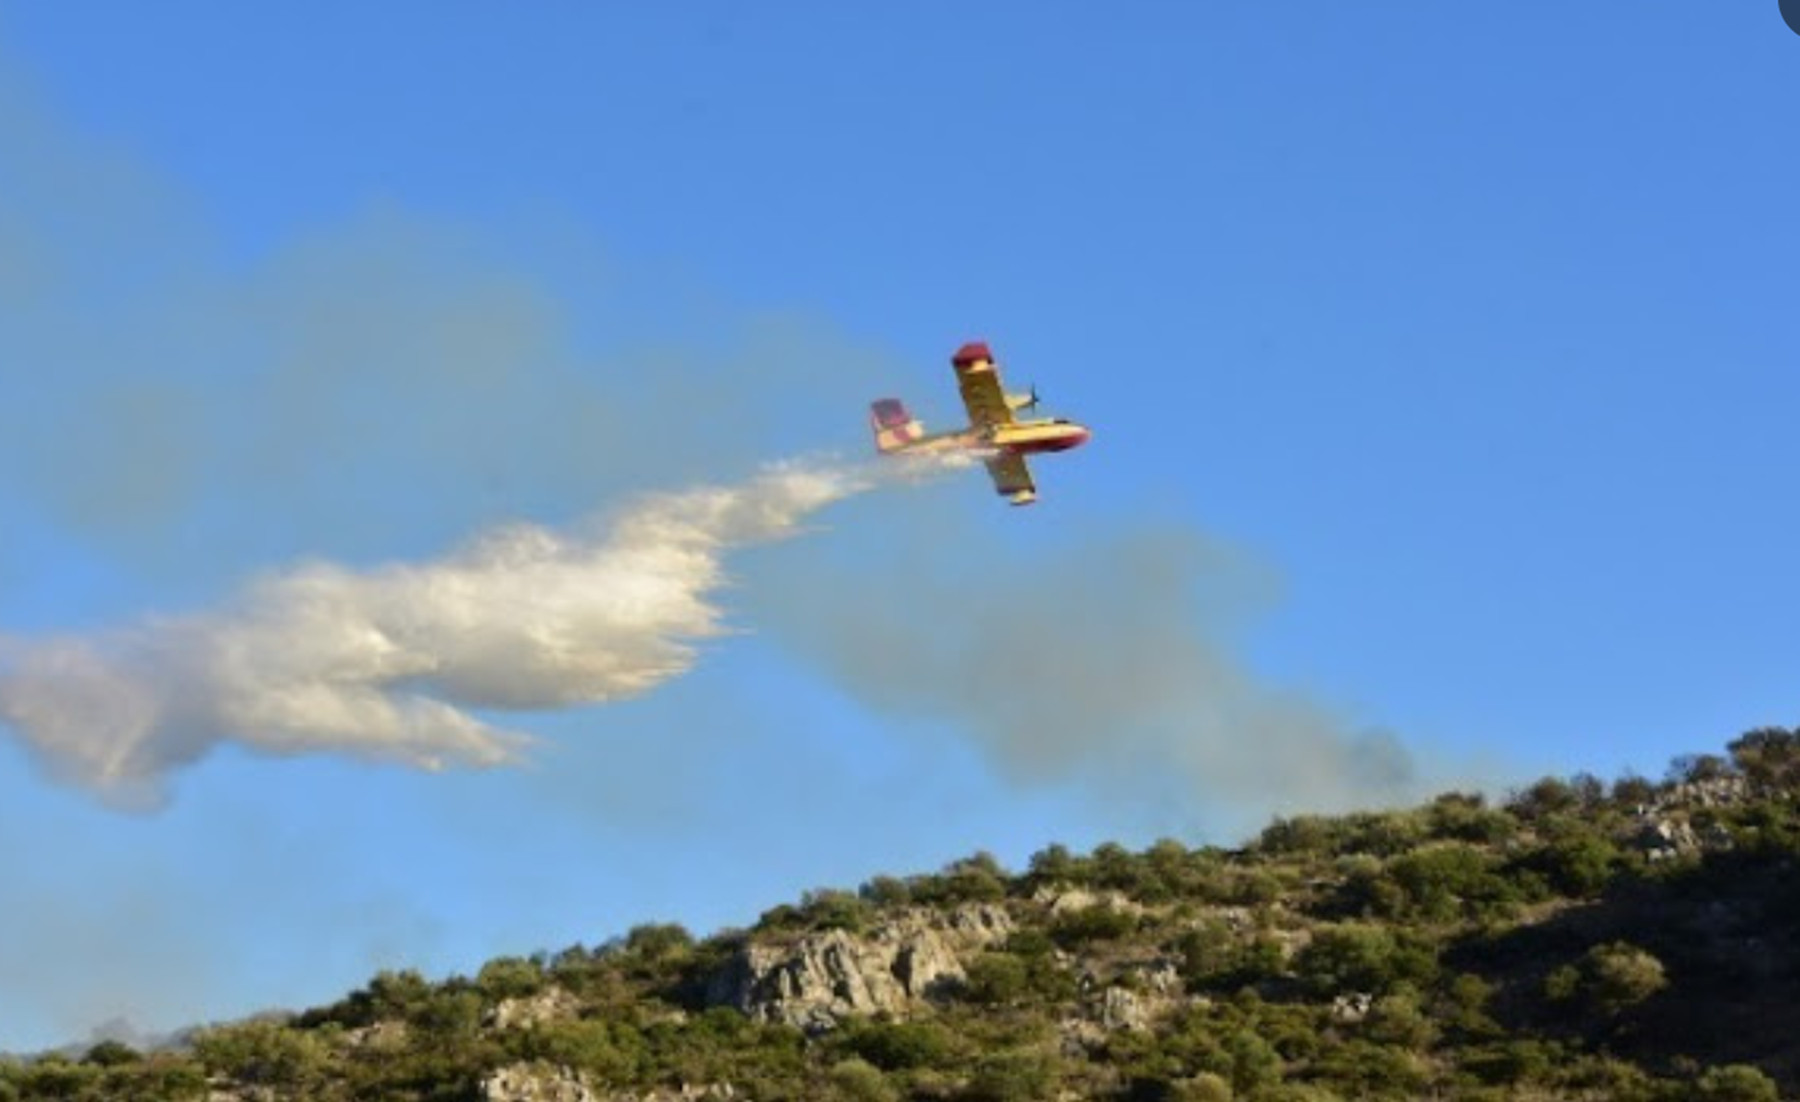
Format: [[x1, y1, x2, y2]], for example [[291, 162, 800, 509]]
[[4, 730, 1798, 1101]]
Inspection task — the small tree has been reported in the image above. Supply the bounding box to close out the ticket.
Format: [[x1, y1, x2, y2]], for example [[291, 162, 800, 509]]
[[477, 955, 545, 1001], [624, 922, 694, 960], [81, 1040, 140, 1068], [1667, 753, 1735, 785], [1727, 728, 1800, 790], [1610, 772, 1658, 808], [859, 875, 913, 907], [801, 889, 874, 933], [1507, 777, 1580, 821]]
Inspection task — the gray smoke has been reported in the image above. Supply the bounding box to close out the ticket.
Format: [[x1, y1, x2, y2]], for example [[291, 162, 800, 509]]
[[749, 505, 1424, 836], [0, 459, 889, 808]]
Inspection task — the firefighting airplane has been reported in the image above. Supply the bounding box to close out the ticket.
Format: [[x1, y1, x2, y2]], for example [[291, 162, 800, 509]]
[[869, 341, 1090, 506]]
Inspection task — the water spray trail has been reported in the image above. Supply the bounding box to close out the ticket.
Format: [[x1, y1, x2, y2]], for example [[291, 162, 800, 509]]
[[0, 455, 927, 809]]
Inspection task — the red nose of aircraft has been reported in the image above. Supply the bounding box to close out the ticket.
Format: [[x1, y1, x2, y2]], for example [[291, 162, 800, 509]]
[[1041, 424, 1091, 452]]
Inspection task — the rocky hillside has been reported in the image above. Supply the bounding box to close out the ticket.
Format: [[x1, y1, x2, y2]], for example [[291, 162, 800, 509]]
[[4, 730, 1799, 1102]]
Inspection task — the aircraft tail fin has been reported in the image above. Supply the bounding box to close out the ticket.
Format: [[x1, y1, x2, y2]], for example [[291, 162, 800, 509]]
[[870, 398, 925, 453]]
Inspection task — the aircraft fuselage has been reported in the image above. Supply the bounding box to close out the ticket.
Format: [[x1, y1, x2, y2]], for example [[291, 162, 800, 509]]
[[990, 419, 1091, 454], [898, 420, 1090, 460]]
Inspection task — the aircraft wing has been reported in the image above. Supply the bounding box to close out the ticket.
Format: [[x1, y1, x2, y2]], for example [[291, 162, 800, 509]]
[[956, 362, 1015, 430], [984, 452, 1037, 505]]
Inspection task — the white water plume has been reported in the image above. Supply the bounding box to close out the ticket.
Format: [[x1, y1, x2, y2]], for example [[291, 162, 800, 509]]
[[0, 457, 904, 809]]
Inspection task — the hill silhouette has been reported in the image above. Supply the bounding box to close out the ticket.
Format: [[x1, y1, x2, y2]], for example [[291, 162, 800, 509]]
[[3, 730, 1797, 1101]]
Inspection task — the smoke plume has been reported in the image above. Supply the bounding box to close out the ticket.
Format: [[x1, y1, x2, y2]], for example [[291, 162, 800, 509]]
[[748, 506, 1425, 837], [0, 459, 883, 808]]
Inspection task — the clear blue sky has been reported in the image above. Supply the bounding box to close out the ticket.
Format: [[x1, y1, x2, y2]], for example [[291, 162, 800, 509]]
[[0, 4, 1795, 1051]]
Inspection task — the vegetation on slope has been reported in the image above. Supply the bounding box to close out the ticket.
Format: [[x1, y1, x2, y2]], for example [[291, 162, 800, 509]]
[[4, 729, 1798, 1101]]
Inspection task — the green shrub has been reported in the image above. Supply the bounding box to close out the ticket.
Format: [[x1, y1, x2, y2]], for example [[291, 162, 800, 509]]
[[962, 953, 1030, 1006], [1425, 793, 1517, 845], [1339, 810, 1428, 857], [859, 875, 913, 907], [1048, 904, 1138, 948], [1668, 753, 1736, 784], [1386, 843, 1518, 921], [1581, 941, 1667, 1016], [508, 1019, 641, 1079], [828, 1057, 899, 1102], [1026, 843, 1084, 885], [477, 955, 546, 1001], [1171, 1071, 1233, 1101], [1516, 824, 1620, 897], [1507, 777, 1582, 821], [1310, 1040, 1428, 1098], [1224, 1029, 1280, 1095], [801, 889, 874, 933], [80, 1040, 140, 1068], [912, 854, 1010, 905], [1694, 1063, 1780, 1102], [1258, 814, 1345, 857], [624, 922, 694, 961], [840, 1020, 956, 1071], [1728, 728, 1800, 790], [193, 1020, 329, 1089], [1294, 925, 1435, 996], [961, 1050, 1058, 1102], [1362, 992, 1437, 1050], [1458, 1039, 1557, 1086]]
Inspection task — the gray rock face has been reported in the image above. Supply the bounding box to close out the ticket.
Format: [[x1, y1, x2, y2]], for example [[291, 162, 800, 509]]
[[1636, 818, 1700, 861], [1031, 886, 1142, 915], [485, 987, 582, 1031], [1632, 816, 1736, 861], [1098, 986, 1152, 1031], [481, 1065, 736, 1102], [1667, 776, 1751, 808], [1331, 992, 1375, 1023], [705, 905, 1013, 1032], [481, 1063, 598, 1102]]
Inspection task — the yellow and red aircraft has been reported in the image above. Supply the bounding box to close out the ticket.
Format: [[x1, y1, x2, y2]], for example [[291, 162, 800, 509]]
[[870, 341, 1090, 506]]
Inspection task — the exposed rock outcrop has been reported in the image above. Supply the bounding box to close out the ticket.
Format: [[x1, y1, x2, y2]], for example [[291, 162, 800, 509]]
[[1331, 992, 1375, 1023], [704, 904, 1013, 1032], [1097, 986, 1154, 1031], [481, 1065, 736, 1102], [486, 986, 582, 1030], [1631, 816, 1736, 861], [481, 1063, 598, 1102], [1031, 886, 1143, 915], [1078, 959, 1182, 1032], [1641, 776, 1753, 814]]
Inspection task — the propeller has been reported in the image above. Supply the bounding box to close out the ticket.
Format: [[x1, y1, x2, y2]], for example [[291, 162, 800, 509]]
[[1021, 384, 1041, 412]]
